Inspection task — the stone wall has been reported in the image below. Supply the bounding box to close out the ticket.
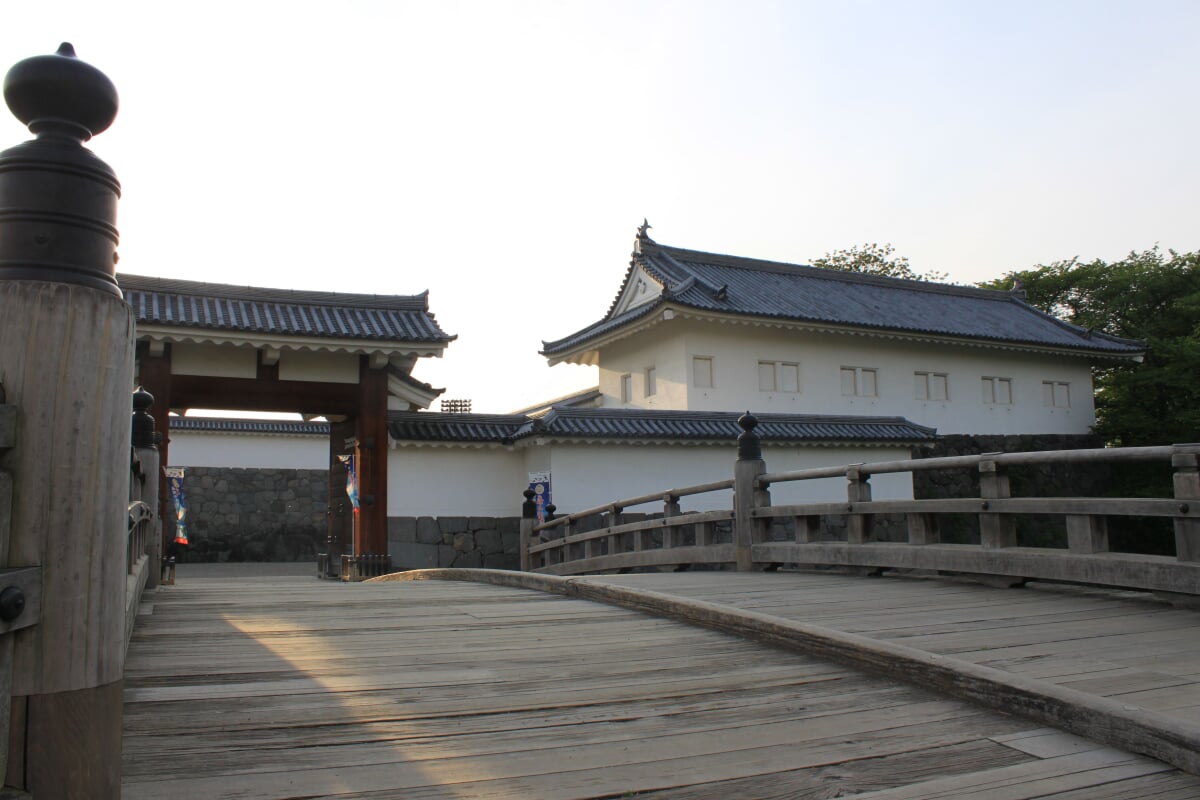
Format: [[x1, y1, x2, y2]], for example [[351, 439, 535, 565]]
[[911, 434, 1119, 547], [174, 466, 328, 562], [388, 516, 522, 570]]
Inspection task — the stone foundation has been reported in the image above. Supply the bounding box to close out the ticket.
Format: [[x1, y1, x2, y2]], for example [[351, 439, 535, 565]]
[[388, 516, 523, 570], [173, 466, 328, 562]]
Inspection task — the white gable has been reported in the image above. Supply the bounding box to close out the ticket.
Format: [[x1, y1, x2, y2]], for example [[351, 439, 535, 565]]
[[609, 267, 664, 317]]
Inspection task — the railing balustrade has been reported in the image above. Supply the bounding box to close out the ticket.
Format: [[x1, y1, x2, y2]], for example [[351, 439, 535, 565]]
[[125, 388, 160, 652], [521, 413, 1200, 598]]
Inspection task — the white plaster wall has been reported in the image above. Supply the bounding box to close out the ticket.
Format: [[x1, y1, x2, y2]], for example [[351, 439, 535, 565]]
[[168, 431, 328, 469], [170, 342, 257, 378], [278, 350, 360, 384], [597, 327, 688, 408], [546, 443, 914, 514], [595, 320, 1097, 435], [388, 445, 528, 517]]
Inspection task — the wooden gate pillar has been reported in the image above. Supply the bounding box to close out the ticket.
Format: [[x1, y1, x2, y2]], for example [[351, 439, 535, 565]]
[[136, 343, 172, 555], [0, 44, 130, 798], [354, 359, 389, 556]]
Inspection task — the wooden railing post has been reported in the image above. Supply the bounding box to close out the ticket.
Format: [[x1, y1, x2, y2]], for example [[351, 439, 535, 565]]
[[906, 513, 939, 545], [1173, 444, 1200, 562], [131, 387, 160, 589], [1066, 514, 1109, 554], [979, 457, 1017, 548], [662, 493, 680, 549], [611, 504, 633, 555], [548, 505, 565, 564], [845, 466, 872, 544], [519, 489, 536, 571], [733, 413, 765, 571], [0, 44, 131, 798]]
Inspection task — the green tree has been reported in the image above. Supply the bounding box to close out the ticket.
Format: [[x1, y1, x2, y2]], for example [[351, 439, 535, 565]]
[[982, 247, 1200, 447], [811, 242, 948, 282]]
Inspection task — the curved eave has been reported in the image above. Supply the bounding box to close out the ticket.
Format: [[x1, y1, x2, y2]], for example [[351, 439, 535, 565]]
[[388, 438, 516, 451], [136, 323, 453, 360], [545, 304, 1146, 365], [519, 436, 928, 448], [169, 428, 327, 441]]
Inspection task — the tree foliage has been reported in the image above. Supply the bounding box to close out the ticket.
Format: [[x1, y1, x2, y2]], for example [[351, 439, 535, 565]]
[[811, 243, 948, 282], [981, 247, 1200, 447]]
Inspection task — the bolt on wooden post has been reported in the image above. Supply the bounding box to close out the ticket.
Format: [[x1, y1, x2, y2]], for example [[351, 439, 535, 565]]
[[0, 43, 132, 798]]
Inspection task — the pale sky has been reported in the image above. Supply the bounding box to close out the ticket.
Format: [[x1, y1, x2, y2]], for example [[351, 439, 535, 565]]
[[3, 1, 1197, 413]]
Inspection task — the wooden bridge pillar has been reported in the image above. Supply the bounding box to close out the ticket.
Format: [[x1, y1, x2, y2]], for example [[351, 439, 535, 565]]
[[979, 457, 1017, 548], [0, 44, 130, 798], [733, 413, 764, 571], [1174, 445, 1200, 562]]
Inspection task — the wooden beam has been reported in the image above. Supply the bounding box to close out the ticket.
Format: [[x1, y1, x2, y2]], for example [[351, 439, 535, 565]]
[[168, 375, 358, 415]]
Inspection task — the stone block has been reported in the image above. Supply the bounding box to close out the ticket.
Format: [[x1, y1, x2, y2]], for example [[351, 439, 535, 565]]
[[476, 529, 502, 554], [390, 540, 439, 570], [416, 517, 441, 544], [437, 544, 456, 567], [501, 530, 519, 554], [468, 516, 496, 532], [484, 551, 519, 570], [388, 517, 417, 543], [453, 532, 475, 552], [454, 550, 483, 568], [496, 517, 520, 535], [439, 516, 468, 534]]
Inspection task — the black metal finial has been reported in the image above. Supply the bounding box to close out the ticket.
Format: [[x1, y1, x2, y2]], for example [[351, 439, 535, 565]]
[[131, 386, 156, 448], [522, 488, 537, 519], [4, 43, 119, 141], [0, 44, 122, 294], [737, 411, 761, 460], [545, 504, 557, 521]]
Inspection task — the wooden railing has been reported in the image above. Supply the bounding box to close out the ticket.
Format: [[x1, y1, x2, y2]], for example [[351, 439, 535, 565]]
[[125, 388, 161, 652], [522, 414, 1200, 598]]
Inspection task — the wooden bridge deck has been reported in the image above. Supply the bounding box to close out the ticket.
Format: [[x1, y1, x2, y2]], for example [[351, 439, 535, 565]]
[[122, 568, 1200, 799]]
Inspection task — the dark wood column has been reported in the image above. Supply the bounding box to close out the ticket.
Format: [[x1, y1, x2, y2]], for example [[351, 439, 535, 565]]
[[326, 419, 355, 575], [355, 357, 389, 556], [137, 344, 173, 555]]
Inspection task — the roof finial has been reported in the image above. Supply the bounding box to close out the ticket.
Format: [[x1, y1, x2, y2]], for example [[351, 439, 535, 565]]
[[633, 219, 654, 255]]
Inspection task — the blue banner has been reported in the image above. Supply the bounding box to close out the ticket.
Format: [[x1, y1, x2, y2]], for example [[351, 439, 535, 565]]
[[164, 467, 189, 545], [338, 454, 360, 514], [528, 471, 551, 524]]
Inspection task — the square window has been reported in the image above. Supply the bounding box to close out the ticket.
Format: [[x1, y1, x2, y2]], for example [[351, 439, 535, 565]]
[[915, 371, 949, 401], [842, 366, 877, 397], [983, 376, 1013, 405], [840, 367, 856, 396], [760, 361, 801, 393], [645, 366, 657, 397], [693, 356, 714, 389], [779, 363, 800, 393], [1043, 381, 1070, 408], [758, 362, 776, 392]]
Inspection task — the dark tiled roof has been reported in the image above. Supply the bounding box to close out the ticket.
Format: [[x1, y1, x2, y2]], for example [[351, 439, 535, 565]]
[[389, 407, 935, 445], [119, 273, 455, 344], [542, 237, 1144, 357], [388, 412, 531, 443], [170, 417, 330, 435]]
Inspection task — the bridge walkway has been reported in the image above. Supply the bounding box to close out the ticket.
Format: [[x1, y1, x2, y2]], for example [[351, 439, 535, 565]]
[[121, 567, 1200, 799], [587, 570, 1200, 728]]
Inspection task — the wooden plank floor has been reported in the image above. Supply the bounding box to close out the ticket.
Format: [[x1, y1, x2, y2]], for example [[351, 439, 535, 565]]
[[590, 571, 1200, 722], [122, 571, 1200, 799]]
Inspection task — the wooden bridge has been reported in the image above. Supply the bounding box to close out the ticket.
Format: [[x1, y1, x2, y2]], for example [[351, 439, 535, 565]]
[[122, 565, 1200, 799]]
